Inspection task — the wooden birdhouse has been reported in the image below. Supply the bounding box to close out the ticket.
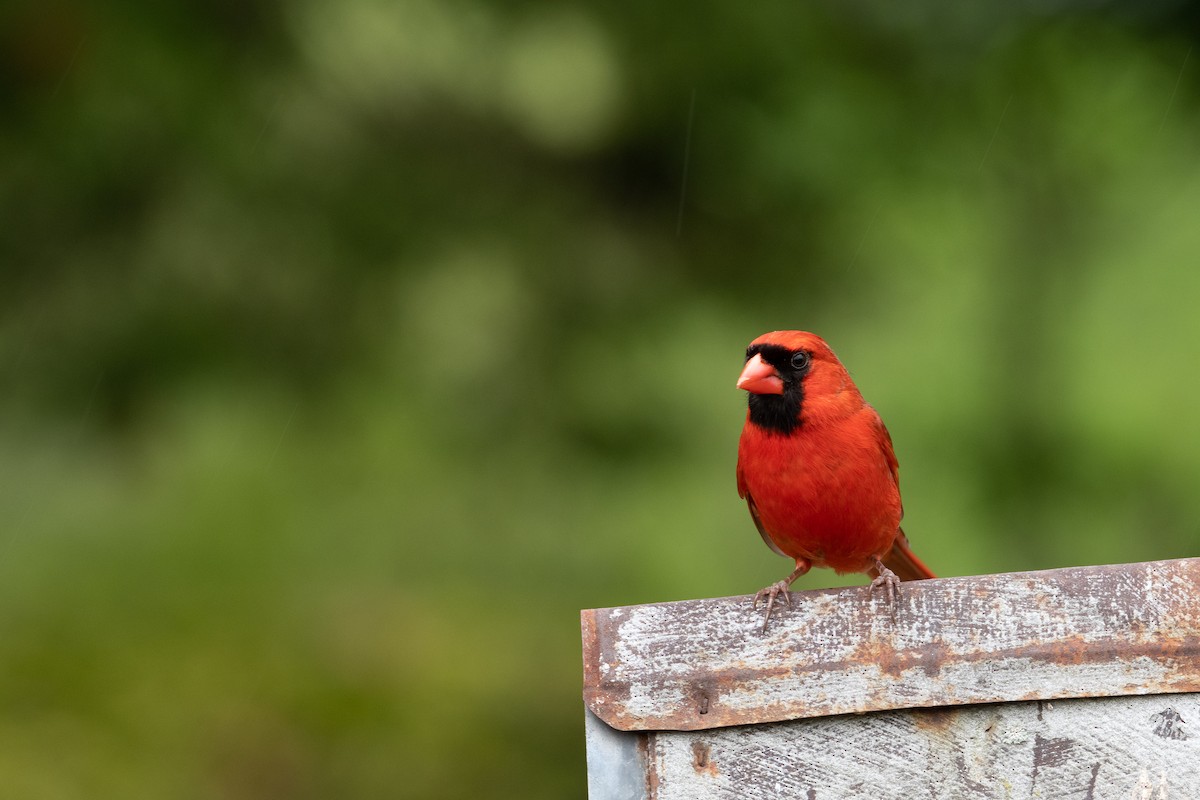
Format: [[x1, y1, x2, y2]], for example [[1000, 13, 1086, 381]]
[[581, 558, 1200, 798]]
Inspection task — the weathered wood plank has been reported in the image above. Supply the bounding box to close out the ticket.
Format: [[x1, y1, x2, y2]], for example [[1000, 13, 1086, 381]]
[[582, 558, 1200, 732], [645, 693, 1200, 800]]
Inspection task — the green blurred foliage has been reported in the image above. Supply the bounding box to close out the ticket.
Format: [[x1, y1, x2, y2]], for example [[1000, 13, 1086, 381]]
[[3, 0, 1200, 797]]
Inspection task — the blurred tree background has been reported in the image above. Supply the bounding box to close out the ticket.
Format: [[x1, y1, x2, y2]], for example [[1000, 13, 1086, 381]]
[[3, 0, 1200, 797]]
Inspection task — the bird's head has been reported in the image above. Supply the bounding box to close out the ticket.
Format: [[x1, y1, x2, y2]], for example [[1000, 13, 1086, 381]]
[[737, 330, 860, 434]]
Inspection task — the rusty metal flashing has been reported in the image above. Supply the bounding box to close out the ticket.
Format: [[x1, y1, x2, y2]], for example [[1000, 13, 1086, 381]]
[[581, 558, 1200, 732]]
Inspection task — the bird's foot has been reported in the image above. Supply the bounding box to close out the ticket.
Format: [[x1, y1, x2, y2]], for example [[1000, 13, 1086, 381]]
[[870, 561, 900, 606], [752, 580, 793, 632]]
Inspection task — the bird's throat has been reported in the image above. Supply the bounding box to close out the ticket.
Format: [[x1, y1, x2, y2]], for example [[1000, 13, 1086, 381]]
[[747, 387, 803, 435]]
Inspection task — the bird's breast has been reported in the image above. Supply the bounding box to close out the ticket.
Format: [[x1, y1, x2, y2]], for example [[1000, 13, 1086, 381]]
[[737, 419, 902, 572]]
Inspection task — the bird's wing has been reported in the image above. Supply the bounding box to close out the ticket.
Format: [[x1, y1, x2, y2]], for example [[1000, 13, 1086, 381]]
[[867, 406, 903, 521], [870, 406, 900, 488], [746, 491, 788, 558], [736, 452, 749, 499]]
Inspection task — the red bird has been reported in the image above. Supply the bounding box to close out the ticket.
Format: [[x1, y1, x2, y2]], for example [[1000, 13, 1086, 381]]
[[736, 330, 934, 629]]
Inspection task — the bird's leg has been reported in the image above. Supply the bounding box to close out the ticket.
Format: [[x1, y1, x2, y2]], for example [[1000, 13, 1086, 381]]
[[870, 557, 900, 605], [752, 558, 811, 632]]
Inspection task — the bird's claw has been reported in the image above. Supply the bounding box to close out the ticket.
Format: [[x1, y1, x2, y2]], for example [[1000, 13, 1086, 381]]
[[870, 563, 900, 606], [752, 580, 792, 632]]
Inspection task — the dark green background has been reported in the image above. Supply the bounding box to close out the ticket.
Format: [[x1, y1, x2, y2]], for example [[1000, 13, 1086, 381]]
[[4, 1, 1200, 797]]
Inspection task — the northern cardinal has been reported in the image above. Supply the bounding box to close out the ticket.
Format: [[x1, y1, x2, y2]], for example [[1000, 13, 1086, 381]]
[[736, 330, 934, 630]]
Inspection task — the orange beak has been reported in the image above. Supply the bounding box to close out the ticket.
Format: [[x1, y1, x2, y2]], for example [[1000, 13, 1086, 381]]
[[737, 353, 785, 395]]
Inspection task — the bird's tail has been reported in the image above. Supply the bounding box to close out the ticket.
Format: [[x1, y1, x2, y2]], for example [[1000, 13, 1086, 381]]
[[876, 528, 936, 581]]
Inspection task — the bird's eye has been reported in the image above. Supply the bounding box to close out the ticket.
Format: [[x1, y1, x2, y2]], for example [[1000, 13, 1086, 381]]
[[790, 351, 811, 370]]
